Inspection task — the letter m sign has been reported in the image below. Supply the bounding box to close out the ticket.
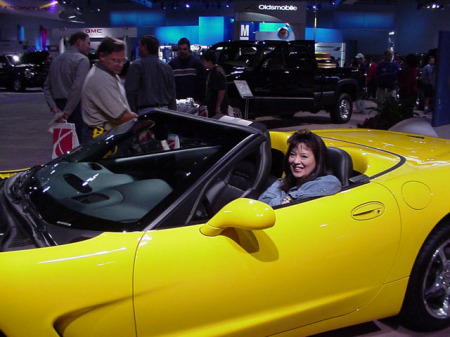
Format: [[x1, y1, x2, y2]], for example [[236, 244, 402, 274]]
[[240, 24, 250, 40]]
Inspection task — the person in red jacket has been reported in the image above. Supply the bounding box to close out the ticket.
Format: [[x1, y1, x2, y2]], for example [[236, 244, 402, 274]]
[[366, 57, 378, 99], [397, 54, 418, 100], [397, 53, 418, 117]]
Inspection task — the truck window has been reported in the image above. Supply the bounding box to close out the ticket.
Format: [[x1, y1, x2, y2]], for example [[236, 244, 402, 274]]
[[262, 47, 285, 71], [287, 45, 311, 69]]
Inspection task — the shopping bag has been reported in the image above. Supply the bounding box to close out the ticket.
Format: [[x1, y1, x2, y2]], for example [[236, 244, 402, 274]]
[[51, 122, 79, 159]]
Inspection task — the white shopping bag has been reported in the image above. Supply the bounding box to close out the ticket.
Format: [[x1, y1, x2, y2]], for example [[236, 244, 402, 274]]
[[51, 122, 79, 159]]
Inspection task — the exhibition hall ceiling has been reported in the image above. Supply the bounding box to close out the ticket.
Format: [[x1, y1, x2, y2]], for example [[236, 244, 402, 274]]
[[1, 0, 448, 22]]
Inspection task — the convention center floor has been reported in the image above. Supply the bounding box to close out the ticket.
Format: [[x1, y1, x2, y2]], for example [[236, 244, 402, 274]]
[[0, 89, 449, 336]]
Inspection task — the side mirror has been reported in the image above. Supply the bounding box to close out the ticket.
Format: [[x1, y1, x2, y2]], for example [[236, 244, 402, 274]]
[[200, 198, 275, 236]]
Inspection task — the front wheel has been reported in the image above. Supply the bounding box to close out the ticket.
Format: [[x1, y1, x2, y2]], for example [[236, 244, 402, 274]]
[[12, 78, 24, 92], [329, 93, 352, 124], [400, 222, 450, 332]]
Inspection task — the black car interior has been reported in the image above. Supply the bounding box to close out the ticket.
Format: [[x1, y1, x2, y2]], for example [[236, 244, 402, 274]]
[[28, 109, 358, 239]]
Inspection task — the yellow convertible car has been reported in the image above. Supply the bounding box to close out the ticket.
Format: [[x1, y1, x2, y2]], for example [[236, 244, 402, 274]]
[[0, 109, 449, 337]]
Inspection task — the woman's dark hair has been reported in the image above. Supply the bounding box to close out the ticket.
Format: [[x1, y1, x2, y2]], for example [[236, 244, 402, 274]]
[[405, 53, 418, 68], [97, 36, 125, 56], [280, 130, 328, 192]]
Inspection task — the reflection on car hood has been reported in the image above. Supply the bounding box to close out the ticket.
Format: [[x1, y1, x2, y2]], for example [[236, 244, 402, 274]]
[[314, 128, 450, 160]]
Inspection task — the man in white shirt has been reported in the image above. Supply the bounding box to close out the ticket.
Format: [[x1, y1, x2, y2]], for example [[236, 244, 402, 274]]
[[82, 37, 137, 139]]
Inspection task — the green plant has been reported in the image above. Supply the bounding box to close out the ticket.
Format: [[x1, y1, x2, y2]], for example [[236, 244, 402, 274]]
[[359, 96, 416, 130]]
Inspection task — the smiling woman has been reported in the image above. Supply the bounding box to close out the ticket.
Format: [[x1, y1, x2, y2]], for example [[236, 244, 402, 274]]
[[258, 129, 341, 206]]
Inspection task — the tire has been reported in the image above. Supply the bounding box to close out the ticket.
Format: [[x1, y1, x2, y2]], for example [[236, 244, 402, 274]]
[[400, 222, 450, 332], [228, 98, 249, 119], [228, 106, 243, 119], [12, 78, 24, 92], [330, 93, 352, 124]]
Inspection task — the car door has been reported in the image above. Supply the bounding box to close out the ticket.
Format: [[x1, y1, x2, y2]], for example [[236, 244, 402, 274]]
[[133, 181, 401, 336], [250, 43, 315, 114]]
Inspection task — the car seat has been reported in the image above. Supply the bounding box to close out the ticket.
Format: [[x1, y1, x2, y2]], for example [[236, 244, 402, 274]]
[[202, 120, 272, 216], [326, 147, 353, 188]]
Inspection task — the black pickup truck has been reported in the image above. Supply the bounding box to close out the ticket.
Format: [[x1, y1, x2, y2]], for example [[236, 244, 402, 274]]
[[210, 40, 364, 123], [0, 53, 45, 92]]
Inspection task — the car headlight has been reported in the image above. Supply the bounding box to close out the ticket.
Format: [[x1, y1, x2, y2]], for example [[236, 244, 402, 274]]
[[23, 69, 36, 79]]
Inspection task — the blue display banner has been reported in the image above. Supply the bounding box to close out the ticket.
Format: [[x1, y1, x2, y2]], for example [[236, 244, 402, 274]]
[[199, 17, 225, 45], [110, 11, 165, 27]]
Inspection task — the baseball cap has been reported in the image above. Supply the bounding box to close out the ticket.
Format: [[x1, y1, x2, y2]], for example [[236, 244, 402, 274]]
[[355, 53, 364, 59]]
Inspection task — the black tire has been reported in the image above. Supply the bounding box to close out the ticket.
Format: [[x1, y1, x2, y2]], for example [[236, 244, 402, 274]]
[[228, 98, 246, 119], [12, 78, 24, 92], [400, 221, 450, 332], [330, 93, 352, 124]]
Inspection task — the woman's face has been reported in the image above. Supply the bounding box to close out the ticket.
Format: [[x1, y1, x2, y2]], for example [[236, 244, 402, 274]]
[[288, 142, 316, 180]]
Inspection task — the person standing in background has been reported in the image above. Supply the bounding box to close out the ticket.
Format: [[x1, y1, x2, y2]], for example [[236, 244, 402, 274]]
[[397, 54, 418, 101], [200, 49, 229, 117], [376, 49, 399, 101], [169, 37, 207, 104], [125, 35, 177, 115], [82, 37, 137, 139], [397, 53, 418, 117], [366, 57, 378, 99], [420, 56, 436, 114], [353, 53, 367, 114], [43, 31, 91, 143]]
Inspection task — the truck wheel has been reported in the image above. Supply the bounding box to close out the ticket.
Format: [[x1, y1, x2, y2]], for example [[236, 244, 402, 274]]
[[228, 98, 249, 119], [330, 93, 352, 124], [400, 222, 450, 332], [12, 78, 24, 92]]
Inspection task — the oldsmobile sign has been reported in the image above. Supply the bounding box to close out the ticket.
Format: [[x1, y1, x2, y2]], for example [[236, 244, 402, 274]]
[[258, 4, 298, 11]]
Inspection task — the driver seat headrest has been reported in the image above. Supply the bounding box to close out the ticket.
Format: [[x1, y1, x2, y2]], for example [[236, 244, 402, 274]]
[[326, 147, 353, 188]]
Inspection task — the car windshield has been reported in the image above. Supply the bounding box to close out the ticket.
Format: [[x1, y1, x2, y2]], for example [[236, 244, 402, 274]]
[[26, 111, 252, 233], [6, 54, 23, 65]]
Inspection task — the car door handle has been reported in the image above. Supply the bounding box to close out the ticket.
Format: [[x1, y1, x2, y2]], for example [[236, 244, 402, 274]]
[[351, 202, 385, 220]]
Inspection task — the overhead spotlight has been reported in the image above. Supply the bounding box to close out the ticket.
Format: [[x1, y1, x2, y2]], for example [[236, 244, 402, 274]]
[[185, 2, 190, 8], [330, 0, 343, 7], [418, 1, 445, 10], [307, 3, 321, 11]]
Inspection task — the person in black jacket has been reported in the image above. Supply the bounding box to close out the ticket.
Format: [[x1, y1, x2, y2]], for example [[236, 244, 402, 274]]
[[201, 49, 229, 117], [169, 37, 207, 104]]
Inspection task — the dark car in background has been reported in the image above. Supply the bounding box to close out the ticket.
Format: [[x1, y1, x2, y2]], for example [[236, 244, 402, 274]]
[[0, 53, 46, 91], [21, 50, 51, 84], [211, 40, 364, 123]]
